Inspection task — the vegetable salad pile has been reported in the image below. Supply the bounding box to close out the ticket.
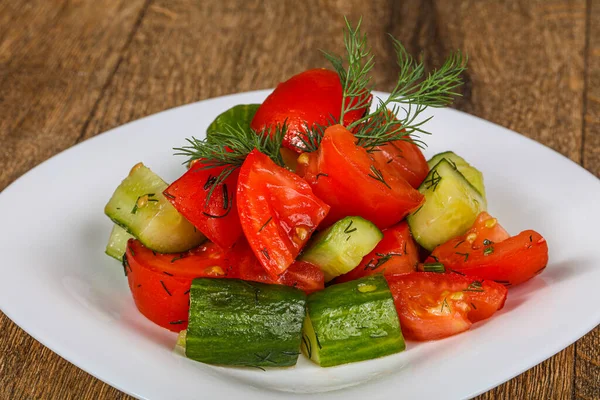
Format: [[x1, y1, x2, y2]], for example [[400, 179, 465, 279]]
[[104, 19, 548, 369]]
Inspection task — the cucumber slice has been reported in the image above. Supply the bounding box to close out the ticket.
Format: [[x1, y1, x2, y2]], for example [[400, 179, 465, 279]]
[[407, 159, 486, 251], [184, 278, 307, 368], [104, 163, 205, 253], [300, 216, 383, 282], [427, 151, 486, 198], [301, 275, 405, 367], [206, 104, 260, 142], [105, 224, 134, 260]]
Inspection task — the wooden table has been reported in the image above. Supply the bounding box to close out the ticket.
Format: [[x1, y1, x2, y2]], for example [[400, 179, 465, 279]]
[[0, 1, 598, 398]]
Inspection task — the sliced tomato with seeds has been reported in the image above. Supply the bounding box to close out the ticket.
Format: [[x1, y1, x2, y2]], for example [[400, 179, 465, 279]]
[[386, 272, 508, 341], [237, 149, 330, 279], [428, 212, 548, 286], [124, 239, 229, 332], [335, 221, 418, 283], [296, 124, 424, 229], [250, 68, 371, 152], [164, 163, 242, 249]]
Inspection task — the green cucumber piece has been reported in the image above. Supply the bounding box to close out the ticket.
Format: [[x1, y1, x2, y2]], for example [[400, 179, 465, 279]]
[[301, 275, 405, 367], [185, 278, 307, 368], [427, 151, 486, 198], [104, 164, 205, 253], [105, 224, 134, 260], [300, 216, 383, 282], [407, 158, 486, 251], [207, 104, 261, 142]]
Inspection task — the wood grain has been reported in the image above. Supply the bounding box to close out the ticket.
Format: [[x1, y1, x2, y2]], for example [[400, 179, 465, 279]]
[[576, 1, 600, 399], [0, 0, 598, 399]]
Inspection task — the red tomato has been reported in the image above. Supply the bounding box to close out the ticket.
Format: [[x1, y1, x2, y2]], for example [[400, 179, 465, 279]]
[[370, 140, 429, 188], [428, 212, 548, 287], [335, 222, 418, 283], [296, 124, 424, 229], [226, 238, 324, 294], [164, 163, 242, 249], [386, 272, 508, 341], [124, 239, 230, 332], [237, 149, 330, 279], [251, 69, 370, 152]]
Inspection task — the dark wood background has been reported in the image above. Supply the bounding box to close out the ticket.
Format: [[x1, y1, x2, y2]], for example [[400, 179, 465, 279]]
[[0, 0, 598, 398]]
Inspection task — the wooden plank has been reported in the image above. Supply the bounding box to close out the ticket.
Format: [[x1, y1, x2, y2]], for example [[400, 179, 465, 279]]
[[0, 0, 149, 191], [78, 0, 404, 140], [576, 1, 600, 398], [0, 1, 148, 399]]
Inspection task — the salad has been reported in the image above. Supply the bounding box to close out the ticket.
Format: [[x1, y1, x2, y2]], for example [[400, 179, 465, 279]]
[[103, 19, 548, 369]]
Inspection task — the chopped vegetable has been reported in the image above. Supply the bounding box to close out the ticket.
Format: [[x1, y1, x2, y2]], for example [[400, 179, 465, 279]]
[[427, 151, 486, 199], [370, 139, 430, 188], [123, 239, 230, 332], [105, 224, 134, 261], [237, 149, 330, 279], [104, 163, 206, 253], [300, 216, 383, 282], [163, 163, 242, 249], [427, 212, 548, 286], [386, 272, 507, 340], [302, 275, 405, 367], [407, 158, 486, 251], [335, 221, 418, 283], [185, 278, 307, 367], [297, 124, 424, 229], [250, 68, 370, 153]]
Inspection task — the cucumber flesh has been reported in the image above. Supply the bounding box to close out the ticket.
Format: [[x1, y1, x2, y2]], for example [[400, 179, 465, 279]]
[[104, 163, 205, 253], [300, 216, 383, 282], [427, 151, 486, 199], [301, 275, 405, 367], [185, 278, 307, 368], [407, 158, 486, 251], [105, 224, 134, 260]]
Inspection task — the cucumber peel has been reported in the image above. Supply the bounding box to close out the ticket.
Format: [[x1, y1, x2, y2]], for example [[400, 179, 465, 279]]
[[301, 276, 405, 367]]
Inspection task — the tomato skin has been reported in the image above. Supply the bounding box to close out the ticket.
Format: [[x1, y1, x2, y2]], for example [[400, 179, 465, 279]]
[[335, 222, 418, 283], [237, 149, 330, 279], [386, 272, 508, 341], [250, 69, 370, 152], [124, 239, 230, 332], [227, 238, 324, 294], [428, 212, 548, 286], [164, 163, 242, 249], [370, 140, 429, 188], [296, 124, 424, 229]]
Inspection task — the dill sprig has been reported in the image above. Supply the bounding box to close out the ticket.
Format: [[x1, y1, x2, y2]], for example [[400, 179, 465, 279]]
[[304, 17, 466, 152], [174, 123, 286, 201], [321, 18, 375, 124]]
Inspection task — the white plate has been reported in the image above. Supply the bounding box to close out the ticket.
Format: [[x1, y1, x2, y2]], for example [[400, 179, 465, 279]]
[[1, 90, 599, 400]]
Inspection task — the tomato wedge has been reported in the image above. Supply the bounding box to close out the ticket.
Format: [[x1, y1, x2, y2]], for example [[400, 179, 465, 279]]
[[370, 140, 429, 188], [386, 272, 508, 341], [164, 163, 242, 249], [296, 124, 424, 229], [250, 69, 370, 152], [428, 212, 548, 287], [237, 149, 330, 279], [335, 222, 418, 283], [124, 239, 230, 332], [227, 238, 325, 294]]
